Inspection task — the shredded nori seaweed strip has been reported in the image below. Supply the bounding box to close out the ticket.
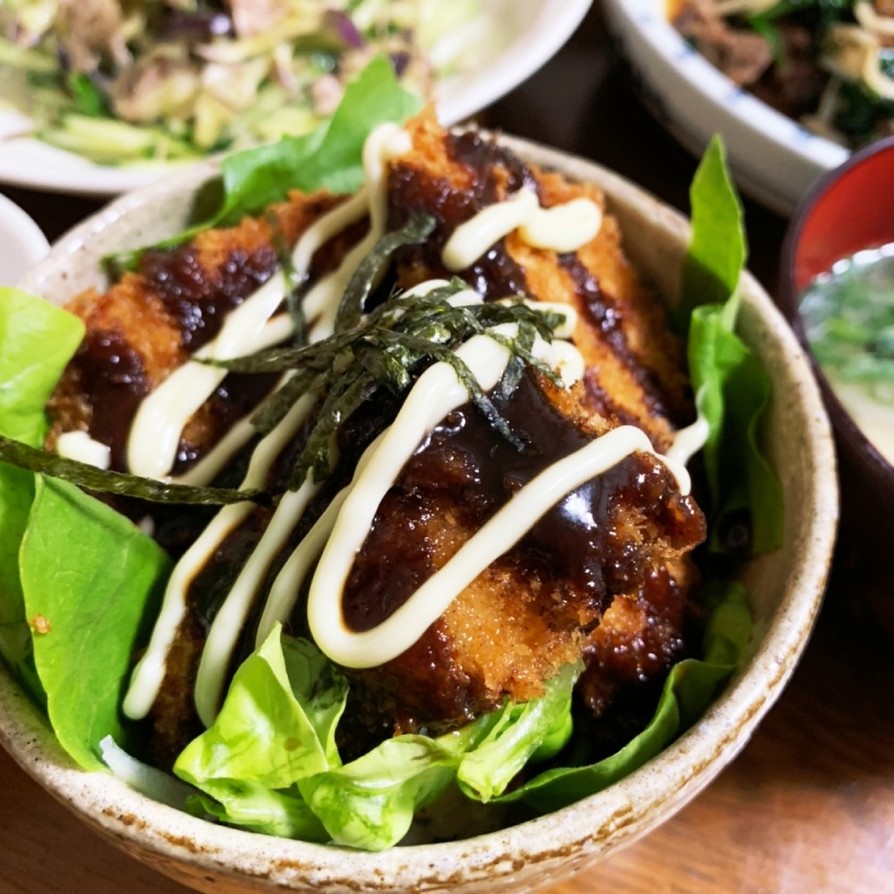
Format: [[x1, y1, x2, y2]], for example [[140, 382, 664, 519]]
[[0, 435, 265, 505], [203, 286, 573, 476], [48, 244, 575, 510], [292, 371, 374, 487], [268, 214, 309, 349], [334, 212, 436, 333], [249, 369, 321, 436]]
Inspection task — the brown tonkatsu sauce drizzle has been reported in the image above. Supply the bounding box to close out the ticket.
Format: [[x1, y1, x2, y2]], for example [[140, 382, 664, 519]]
[[172, 371, 279, 473], [74, 330, 150, 471], [341, 370, 704, 633], [561, 255, 674, 424], [140, 244, 280, 351], [69, 211, 370, 477]]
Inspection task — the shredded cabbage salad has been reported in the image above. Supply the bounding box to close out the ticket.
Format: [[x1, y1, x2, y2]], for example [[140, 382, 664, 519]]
[[0, 0, 485, 164]]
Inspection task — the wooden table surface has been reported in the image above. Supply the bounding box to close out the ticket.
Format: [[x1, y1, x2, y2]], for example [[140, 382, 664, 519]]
[[2, 4, 893, 892]]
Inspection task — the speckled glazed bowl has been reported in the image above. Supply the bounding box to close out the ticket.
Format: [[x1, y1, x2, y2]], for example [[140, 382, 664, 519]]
[[603, 0, 850, 217], [3, 138, 838, 894]]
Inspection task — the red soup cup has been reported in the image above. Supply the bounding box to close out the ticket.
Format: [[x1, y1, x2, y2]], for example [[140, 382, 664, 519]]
[[780, 136, 894, 638]]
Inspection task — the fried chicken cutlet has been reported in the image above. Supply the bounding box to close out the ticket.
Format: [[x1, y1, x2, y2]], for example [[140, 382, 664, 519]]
[[45, 110, 706, 763]]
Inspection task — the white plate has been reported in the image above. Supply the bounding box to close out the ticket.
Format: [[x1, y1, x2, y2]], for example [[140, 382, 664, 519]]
[[0, 0, 591, 197], [0, 193, 49, 286], [603, 0, 849, 216]]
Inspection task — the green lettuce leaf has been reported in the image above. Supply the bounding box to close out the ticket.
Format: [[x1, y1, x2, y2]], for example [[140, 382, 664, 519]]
[[295, 668, 578, 850], [675, 135, 746, 331], [213, 55, 421, 224], [689, 305, 784, 553], [175, 626, 478, 850], [456, 662, 579, 802], [175, 626, 347, 789], [0, 289, 170, 769], [298, 734, 463, 850], [678, 136, 784, 554], [491, 582, 751, 813], [174, 627, 347, 840], [174, 581, 749, 849], [189, 783, 328, 841], [0, 288, 83, 700], [0, 289, 84, 446], [20, 476, 170, 770], [174, 626, 578, 851]]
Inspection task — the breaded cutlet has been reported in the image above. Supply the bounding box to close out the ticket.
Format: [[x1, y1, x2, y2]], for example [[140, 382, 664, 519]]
[[47, 190, 346, 470], [45, 110, 706, 761], [387, 109, 691, 453]]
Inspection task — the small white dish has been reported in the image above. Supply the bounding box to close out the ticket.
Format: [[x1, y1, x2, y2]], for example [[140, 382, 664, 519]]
[[0, 0, 591, 197], [602, 0, 849, 217], [0, 193, 49, 286]]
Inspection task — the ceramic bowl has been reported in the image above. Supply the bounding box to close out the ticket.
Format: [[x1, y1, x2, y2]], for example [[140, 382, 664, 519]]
[[602, 0, 849, 217], [780, 136, 894, 638], [3, 137, 837, 894]]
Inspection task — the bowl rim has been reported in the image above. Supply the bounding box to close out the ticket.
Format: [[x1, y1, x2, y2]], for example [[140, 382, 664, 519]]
[[779, 135, 894, 486], [3, 136, 839, 891], [602, 0, 849, 170], [437, 0, 592, 126]]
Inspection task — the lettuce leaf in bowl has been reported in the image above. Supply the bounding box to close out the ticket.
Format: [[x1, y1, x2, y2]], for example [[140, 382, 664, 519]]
[[0, 288, 171, 769], [680, 136, 784, 555], [169, 583, 748, 850], [21, 477, 170, 770], [0, 289, 84, 703]]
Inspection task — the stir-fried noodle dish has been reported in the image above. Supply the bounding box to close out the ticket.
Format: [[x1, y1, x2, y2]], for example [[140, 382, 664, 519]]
[[673, 0, 894, 148]]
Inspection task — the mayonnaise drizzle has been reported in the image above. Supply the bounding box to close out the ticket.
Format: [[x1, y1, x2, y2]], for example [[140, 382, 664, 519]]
[[125, 124, 407, 482], [123, 122, 411, 721], [303, 317, 690, 669], [441, 187, 602, 272], [123, 391, 316, 719], [311, 425, 689, 669], [127, 272, 287, 480], [56, 430, 111, 470], [252, 287, 583, 646], [254, 478, 352, 647], [172, 371, 290, 487], [194, 477, 321, 726], [666, 412, 710, 467]]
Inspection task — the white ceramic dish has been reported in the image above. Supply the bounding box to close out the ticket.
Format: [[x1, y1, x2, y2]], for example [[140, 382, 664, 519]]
[[602, 0, 850, 217], [1, 135, 838, 894], [0, 0, 590, 197], [0, 193, 49, 286]]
